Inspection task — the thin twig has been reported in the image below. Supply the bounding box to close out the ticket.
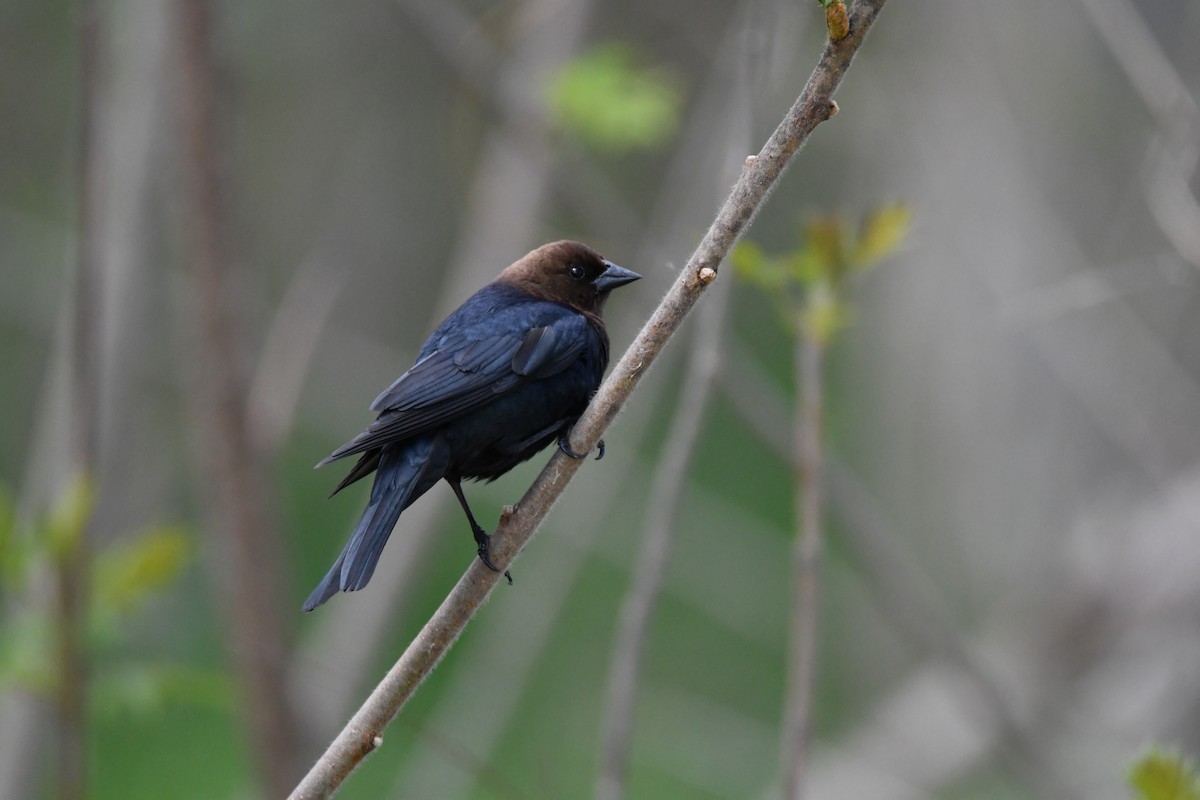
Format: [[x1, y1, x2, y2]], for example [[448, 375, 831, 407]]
[[1073, 0, 1200, 269], [592, 3, 772, 786], [826, 460, 1078, 800], [720, 340, 1078, 799], [55, 1, 102, 797], [779, 332, 825, 800], [596, 282, 730, 800], [247, 257, 343, 454], [175, 0, 302, 794], [289, 3, 888, 796]]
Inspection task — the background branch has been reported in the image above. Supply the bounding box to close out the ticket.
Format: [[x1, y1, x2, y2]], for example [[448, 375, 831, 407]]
[[720, 340, 1077, 799], [591, 4, 771, 785], [1074, 0, 1200, 270], [289, 2, 890, 796], [780, 326, 826, 799], [55, 1, 103, 797], [595, 270, 730, 800], [175, 0, 302, 793]]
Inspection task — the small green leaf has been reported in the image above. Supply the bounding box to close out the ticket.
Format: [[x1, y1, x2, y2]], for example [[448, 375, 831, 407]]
[[92, 525, 191, 616], [789, 246, 826, 288], [1131, 750, 1200, 800], [731, 240, 764, 276], [548, 44, 681, 153], [45, 472, 95, 559], [802, 216, 850, 284], [738, 202, 910, 340], [734, 241, 786, 291], [852, 202, 911, 267]]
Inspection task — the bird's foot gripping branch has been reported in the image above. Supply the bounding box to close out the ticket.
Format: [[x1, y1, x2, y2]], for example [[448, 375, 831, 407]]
[[557, 435, 605, 461]]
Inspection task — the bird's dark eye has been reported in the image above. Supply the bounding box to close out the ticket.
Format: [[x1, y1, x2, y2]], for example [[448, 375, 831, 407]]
[[568, 265, 586, 281]]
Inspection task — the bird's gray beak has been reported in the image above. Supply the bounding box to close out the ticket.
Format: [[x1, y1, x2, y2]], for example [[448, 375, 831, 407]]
[[593, 261, 642, 292]]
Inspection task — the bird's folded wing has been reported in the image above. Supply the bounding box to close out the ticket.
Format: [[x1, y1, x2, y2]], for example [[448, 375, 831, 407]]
[[319, 315, 589, 465]]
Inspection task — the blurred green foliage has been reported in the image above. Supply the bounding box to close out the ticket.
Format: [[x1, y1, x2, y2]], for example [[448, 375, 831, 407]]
[[0, 480, 226, 720], [0, 486, 18, 582], [44, 471, 94, 561], [92, 663, 232, 717], [733, 203, 911, 344], [548, 43, 681, 153], [92, 524, 190, 618], [1131, 750, 1200, 800]]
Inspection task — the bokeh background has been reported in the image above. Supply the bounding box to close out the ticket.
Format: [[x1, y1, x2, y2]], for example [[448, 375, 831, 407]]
[[2, 0, 1200, 798]]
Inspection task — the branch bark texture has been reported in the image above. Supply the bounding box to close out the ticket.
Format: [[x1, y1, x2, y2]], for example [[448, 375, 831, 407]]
[[289, 2, 889, 796]]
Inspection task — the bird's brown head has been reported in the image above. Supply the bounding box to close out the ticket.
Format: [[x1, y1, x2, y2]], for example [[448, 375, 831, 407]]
[[497, 240, 641, 316]]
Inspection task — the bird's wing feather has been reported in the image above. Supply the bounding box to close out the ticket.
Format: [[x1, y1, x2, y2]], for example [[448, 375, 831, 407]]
[[319, 313, 590, 465], [369, 333, 519, 412], [512, 324, 582, 377]]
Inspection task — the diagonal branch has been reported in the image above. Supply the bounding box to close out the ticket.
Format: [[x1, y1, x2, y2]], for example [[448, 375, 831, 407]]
[[289, 2, 889, 796]]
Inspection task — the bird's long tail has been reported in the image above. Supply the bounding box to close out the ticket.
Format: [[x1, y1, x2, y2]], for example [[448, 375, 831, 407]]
[[303, 433, 449, 611]]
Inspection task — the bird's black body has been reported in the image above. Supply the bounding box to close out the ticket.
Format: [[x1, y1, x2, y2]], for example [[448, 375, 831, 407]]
[[304, 241, 639, 611]]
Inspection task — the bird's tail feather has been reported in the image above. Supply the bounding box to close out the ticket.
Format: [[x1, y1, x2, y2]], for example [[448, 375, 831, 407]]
[[303, 434, 449, 611]]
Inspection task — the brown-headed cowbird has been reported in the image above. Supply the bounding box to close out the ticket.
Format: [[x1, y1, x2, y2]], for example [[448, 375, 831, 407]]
[[304, 241, 640, 611]]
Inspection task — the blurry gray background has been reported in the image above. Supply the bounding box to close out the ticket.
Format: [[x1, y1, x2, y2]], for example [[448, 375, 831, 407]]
[[1, 0, 1198, 797]]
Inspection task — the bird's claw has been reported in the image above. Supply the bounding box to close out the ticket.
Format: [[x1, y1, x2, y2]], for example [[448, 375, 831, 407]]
[[476, 537, 513, 584], [558, 436, 605, 461]]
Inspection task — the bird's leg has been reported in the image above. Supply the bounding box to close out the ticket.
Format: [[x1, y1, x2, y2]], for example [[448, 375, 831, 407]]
[[448, 477, 512, 584], [558, 435, 605, 461]]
